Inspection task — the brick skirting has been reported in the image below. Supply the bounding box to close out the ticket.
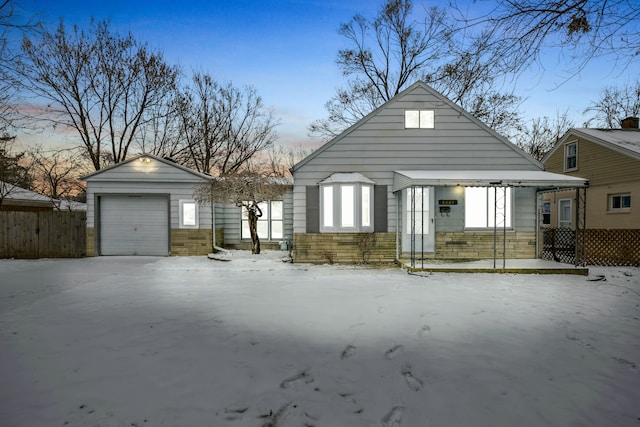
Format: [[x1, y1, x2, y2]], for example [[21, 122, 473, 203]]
[[435, 231, 537, 259], [86, 227, 95, 256], [171, 229, 216, 256], [293, 231, 536, 264], [294, 232, 396, 264]]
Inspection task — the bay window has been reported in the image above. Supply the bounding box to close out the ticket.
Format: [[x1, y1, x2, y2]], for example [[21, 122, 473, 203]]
[[319, 173, 374, 232]]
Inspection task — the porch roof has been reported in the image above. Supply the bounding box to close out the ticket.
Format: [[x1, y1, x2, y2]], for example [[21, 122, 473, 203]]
[[393, 170, 589, 192]]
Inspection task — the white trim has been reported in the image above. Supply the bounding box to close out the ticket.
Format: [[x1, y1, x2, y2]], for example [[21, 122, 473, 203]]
[[179, 199, 199, 229]]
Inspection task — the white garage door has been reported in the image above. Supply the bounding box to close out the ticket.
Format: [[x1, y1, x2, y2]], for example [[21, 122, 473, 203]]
[[100, 195, 169, 256]]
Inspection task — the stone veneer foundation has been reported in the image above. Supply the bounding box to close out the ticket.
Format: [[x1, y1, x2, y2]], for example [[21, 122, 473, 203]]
[[293, 231, 537, 264], [294, 232, 396, 264]]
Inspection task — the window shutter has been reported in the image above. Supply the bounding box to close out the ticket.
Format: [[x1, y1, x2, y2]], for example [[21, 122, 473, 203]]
[[374, 185, 387, 232], [306, 186, 320, 233]]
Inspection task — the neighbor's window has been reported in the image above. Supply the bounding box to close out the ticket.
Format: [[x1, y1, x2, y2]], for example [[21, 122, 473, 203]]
[[241, 200, 284, 240], [179, 200, 198, 228], [464, 187, 512, 228], [542, 201, 551, 225], [558, 199, 572, 228], [609, 193, 631, 211], [320, 182, 374, 233], [405, 110, 435, 129], [565, 142, 577, 171]]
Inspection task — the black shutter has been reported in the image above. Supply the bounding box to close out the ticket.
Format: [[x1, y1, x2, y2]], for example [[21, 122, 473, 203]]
[[374, 185, 387, 232], [306, 185, 320, 233]]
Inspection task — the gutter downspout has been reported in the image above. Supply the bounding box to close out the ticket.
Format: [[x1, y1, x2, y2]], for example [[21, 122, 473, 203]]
[[209, 201, 231, 259]]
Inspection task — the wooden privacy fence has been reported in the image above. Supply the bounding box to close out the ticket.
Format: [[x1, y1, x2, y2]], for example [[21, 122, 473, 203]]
[[0, 211, 86, 258], [543, 228, 640, 267]]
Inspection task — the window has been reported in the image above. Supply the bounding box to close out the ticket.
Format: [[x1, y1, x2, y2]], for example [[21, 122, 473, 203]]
[[405, 110, 435, 129], [362, 186, 371, 227], [610, 193, 631, 211], [179, 200, 198, 228], [322, 186, 333, 227], [542, 201, 551, 225], [319, 174, 374, 232], [464, 187, 512, 228], [241, 200, 284, 240], [565, 142, 577, 171], [558, 199, 572, 228], [406, 187, 430, 235]]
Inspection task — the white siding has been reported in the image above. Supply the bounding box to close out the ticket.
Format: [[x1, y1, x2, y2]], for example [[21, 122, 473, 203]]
[[216, 187, 294, 245], [86, 181, 211, 229], [84, 156, 212, 230], [293, 83, 541, 233]]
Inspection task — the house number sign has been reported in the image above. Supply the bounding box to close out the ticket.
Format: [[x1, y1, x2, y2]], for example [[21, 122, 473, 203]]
[[438, 200, 458, 205]]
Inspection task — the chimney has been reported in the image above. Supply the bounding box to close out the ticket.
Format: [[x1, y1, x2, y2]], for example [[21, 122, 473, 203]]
[[620, 116, 639, 129]]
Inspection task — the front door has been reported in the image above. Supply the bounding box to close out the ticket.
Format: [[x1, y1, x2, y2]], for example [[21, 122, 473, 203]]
[[402, 187, 435, 254]]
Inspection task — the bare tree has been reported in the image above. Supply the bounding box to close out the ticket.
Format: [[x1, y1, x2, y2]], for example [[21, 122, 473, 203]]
[[585, 80, 640, 128], [0, 137, 32, 207], [27, 145, 87, 202], [245, 144, 312, 178], [309, 0, 523, 140], [0, 0, 39, 138], [175, 73, 280, 176], [453, 0, 640, 75], [196, 173, 288, 254], [17, 19, 179, 171], [515, 110, 575, 161]]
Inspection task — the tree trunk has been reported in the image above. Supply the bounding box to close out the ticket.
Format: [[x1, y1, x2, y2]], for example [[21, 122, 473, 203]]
[[247, 202, 262, 254]]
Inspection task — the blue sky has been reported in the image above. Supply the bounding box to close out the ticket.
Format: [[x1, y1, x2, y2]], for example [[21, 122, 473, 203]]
[[15, 0, 640, 148]]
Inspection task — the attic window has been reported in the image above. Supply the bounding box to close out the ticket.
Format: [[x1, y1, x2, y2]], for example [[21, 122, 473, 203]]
[[565, 142, 577, 171], [405, 110, 434, 129]]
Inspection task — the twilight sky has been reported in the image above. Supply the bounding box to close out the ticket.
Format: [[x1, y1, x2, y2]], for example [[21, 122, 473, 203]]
[[13, 0, 640, 149]]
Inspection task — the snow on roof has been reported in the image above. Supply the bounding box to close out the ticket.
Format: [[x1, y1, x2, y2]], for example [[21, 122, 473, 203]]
[[55, 199, 87, 211], [0, 180, 53, 204], [393, 170, 588, 192], [573, 128, 640, 157], [319, 172, 375, 185]]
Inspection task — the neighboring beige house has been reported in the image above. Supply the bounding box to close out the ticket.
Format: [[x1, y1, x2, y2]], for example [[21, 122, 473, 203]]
[[542, 119, 640, 265], [542, 120, 640, 229]]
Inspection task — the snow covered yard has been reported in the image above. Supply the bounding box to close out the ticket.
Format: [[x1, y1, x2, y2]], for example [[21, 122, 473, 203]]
[[0, 252, 638, 427]]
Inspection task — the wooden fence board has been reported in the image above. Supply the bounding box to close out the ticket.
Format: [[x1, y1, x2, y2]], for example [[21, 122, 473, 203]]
[[0, 211, 86, 258]]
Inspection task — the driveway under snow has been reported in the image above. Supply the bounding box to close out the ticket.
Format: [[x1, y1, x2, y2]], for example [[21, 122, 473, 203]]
[[0, 252, 638, 427]]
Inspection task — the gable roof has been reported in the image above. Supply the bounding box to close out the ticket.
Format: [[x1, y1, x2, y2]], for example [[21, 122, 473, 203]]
[[543, 128, 640, 163], [292, 81, 542, 172], [81, 153, 214, 181], [0, 180, 54, 206]]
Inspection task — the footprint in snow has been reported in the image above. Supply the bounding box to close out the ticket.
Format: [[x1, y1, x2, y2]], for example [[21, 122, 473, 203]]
[[417, 325, 431, 337], [280, 370, 314, 389], [385, 345, 404, 360], [401, 365, 423, 391], [381, 406, 404, 427], [341, 345, 357, 359]]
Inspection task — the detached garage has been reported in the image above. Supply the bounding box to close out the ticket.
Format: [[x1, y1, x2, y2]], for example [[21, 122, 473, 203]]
[[82, 154, 213, 256]]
